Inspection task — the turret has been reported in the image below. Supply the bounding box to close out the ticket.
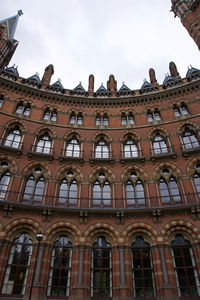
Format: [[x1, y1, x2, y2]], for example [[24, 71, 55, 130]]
[[0, 10, 23, 69], [171, 0, 200, 50]]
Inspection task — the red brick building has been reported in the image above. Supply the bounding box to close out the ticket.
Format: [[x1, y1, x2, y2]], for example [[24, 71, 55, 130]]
[[0, 2, 200, 300]]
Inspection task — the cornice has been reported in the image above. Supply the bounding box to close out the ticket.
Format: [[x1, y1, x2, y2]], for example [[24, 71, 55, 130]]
[[0, 71, 200, 108]]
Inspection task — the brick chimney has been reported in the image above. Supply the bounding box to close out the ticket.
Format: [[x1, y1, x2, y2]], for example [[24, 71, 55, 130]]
[[149, 68, 158, 85], [41, 64, 54, 85], [107, 75, 117, 91], [88, 74, 94, 92], [169, 61, 180, 78]]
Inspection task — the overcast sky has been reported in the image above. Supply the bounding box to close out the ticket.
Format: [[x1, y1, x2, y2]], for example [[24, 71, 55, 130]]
[[1, 0, 200, 90]]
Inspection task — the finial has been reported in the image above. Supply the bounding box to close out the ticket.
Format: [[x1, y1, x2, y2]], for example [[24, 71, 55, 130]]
[[58, 78, 61, 82], [122, 81, 125, 85], [13, 64, 15, 68], [18, 10, 23, 16], [143, 78, 146, 82], [36, 72, 39, 76], [79, 81, 81, 85], [101, 82, 103, 86]]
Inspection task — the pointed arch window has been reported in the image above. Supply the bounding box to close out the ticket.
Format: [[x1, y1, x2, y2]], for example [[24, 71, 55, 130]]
[[159, 169, 181, 203], [2, 233, 33, 295], [126, 178, 145, 207], [47, 236, 72, 297], [58, 177, 78, 206], [124, 139, 138, 158], [66, 138, 80, 157], [131, 236, 155, 298], [4, 126, 22, 149], [171, 234, 200, 297], [182, 128, 199, 150], [152, 134, 168, 154], [23, 168, 45, 203], [93, 180, 111, 207], [0, 171, 11, 199], [194, 173, 200, 194], [36, 135, 52, 154], [91, 237, 112, 298], [95, 139, 109, 158]]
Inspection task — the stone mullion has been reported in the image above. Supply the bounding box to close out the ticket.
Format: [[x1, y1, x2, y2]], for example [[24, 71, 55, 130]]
[[0, 239, 10, 287], [69, 245, 91, 300], [112, 245, 133, 300], [155, 244, 179, 300], [192, 242, 200, 281]]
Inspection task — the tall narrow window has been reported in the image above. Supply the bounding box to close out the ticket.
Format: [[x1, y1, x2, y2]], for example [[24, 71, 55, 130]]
[[131, 236, 155, 298], [194, 173, 200, 194], [0, 171, 10, 199], [91, 237, 112, 298], [4, 127, 22, 149], [0, 95, 4, 108], [43, 109, 57, 121], [23, 169, 45, 203], [47, 236, 72, 297], [152, 134, 168, 154], [36, 135, 51, 154], [159, 169, 181, 203], [126, 179, 145, 206], [182, 128, 199, 150], [2, 233, 33, 296], [173, 105, 181, 117], [96, 115, 108, 126], [95, 139, 109, 158], [93, 180, 111, 207], [58, 177, 78, 206], [171, 234, 200, 297], [66, 138, 80, 157], [124, 139, 138, 158], [180, 104, 188, 116]]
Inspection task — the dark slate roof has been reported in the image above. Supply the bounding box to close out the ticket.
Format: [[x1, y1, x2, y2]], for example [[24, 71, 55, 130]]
[[5, 65, 19, 76], [0, 10, 23, 41], [141, 80, 152, 89], [51, 80, 63, 89], [163, 75, 176, 84], [186, 67, 200, 77], [73, 83, 85, 91], [27, 73, 41, 82], [96, 84, 107, 92], [119, 83, 130, 91]]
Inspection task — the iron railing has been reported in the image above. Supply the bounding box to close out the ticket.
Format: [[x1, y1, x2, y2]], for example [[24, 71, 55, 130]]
[[0, 190, 200, 210]]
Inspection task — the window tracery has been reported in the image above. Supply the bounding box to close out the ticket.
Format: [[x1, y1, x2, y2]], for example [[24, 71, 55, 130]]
[[69, 112, 83, 125], [96, 114, 108, 126], [4, 125, 23, 149], [147, 109, 161, 123], [15, 101, 30, 116], [23, 167, 45, 203], [173, 103, 189, 117], [158, 168, 181, 204], [125, 171, 145, 207], [58, 170, 78, 207], [92, 172, 112, 207], [181, 127, 200, 151], [43, 108, 57, 122], [35, 132, 52, 154]]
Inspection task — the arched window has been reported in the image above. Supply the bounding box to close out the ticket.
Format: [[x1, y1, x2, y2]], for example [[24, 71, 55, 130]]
[[16, 102, 30, 116], [47, 236, 72, 297], [126, 178, 145, 207], [93, 172, 111, 207], [23, 167, 45, 203], [91, 237, 112, 298], [2, 233, 33, 296], [58, 175, 78, 207], [121, 113, 134, 125], [152, 134, 168, 154], [36, 134, 52, 154], [96, 114, 108, 126], [182, 128, 199, 150], [171, 234, 200, 297], [159, 169, 181, 203], [180, 103, 189, 116], [69, 113, 82, 125], [147, 109, 161, 122], [66, 138, 80, 157], [43, 109, 57, 121], [174, 103, 189, 117], [4, 126, 22, 149], [95, 139, 109, 158], [124, 139, 138, 158], [193, 163, 200, 195], [0, 171, 11, 199], [131, 236, 155, 298]]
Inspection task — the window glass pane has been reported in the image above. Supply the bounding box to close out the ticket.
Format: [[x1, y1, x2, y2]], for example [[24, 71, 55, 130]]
[[16, 104, 23, 114], [0, 172, 10, 198], [58, 180, 68, 205], [77, 115, 83, 125], [160, 178, 170, 203], [70, 114, 76, 124], [154, 110, 161, 121], [169, 177, 181, 202], [174, 106, 181, 117], [121, 115, 127, 125], [23, 176, 35, 200], [51, 112, 57, 121], [126, 180, 135, 205], [33, 177, 44, 202], [180, 104, 188, 116], [147, 112, 153, 122], [128, 115, 134, 124], [194, 174, 200, 194], [102, 181, 111, 206], [69, 180, 77, 205], [96, 116, 101, 126], [93, 181, 101, 206], [136, 180, 145, 204], [103, 116, 108, 126], [23, 106, 30, 116], [43, 111, 50, 120]]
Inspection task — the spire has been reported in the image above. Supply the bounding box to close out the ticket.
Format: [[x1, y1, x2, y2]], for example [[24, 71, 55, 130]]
[[0, 10, 23, 41]]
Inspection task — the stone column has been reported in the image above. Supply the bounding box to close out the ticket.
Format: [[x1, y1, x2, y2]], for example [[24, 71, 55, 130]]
[[112, 245, 132, 300], [69, 245, 90, 300]]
